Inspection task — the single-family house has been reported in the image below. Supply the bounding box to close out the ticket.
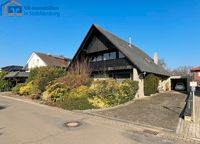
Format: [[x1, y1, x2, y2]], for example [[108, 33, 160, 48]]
[[24, 52, 71, 71], [69, 24, 170, 97], [3, 52, 70, 89]]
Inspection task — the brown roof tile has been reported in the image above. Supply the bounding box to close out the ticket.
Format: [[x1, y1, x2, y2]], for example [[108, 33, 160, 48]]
[[35, 52, 70, 68], [191, 66, 200, 71]]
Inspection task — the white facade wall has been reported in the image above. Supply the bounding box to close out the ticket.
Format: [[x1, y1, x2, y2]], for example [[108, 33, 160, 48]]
[[27, 53, 47, 71]]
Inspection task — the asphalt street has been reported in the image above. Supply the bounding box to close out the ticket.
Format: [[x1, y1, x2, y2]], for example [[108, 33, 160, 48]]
[[0, 93, 196, 144]]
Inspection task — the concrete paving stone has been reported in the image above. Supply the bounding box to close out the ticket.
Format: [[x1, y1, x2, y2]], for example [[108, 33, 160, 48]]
[[94, 92, 187, 132]]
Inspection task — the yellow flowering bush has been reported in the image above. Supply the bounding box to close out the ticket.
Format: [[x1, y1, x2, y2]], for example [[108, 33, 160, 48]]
[[42, 83, 69, 102], [88, 97, 110, 108], [59, 86, 94, 110], [32, 74, 138, 110], [19, 81, 33, 95], [69, 86, 89, 98], [88, 80, 138, 108]]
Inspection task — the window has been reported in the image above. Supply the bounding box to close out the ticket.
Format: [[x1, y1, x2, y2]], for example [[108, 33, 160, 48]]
[[97, 55, 103, 61], [36, 59, 39, 65], [110, 52, 116, 60], [92, 57, 96, 62], [103, 53, 109, 60], [119, 52, 125, 58]]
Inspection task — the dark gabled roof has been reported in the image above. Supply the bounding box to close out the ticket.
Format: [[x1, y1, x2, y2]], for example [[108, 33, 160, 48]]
[[1, 65, 23, 72], [70, 24, 170, 76], [94, 25, 170, 76], [35, 52, 71, 68], [4, 71, 29, 78]]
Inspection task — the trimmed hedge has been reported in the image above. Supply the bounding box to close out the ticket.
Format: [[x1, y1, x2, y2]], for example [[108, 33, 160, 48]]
[[144, 74, 159, 96]]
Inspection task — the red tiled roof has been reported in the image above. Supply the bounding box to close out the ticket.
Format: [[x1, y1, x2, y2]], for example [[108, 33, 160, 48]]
[[191, 66, 200, 71], [35, 52, 70, 68]]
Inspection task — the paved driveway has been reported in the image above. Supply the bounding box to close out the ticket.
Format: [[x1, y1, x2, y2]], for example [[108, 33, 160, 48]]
[[95, 92, 187, 131]]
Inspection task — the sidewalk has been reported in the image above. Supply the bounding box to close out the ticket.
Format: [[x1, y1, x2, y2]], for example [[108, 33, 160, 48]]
[[178, 93, 200, 140]]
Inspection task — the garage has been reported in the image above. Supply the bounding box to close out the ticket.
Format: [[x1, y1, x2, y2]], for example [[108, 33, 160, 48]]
[[170, 76, 189, 91]]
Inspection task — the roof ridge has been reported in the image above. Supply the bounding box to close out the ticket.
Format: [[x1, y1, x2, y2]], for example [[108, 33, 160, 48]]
[[35, 52, 69, 60]]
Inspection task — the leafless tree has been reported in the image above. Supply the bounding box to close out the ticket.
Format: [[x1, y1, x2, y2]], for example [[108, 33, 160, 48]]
[[158, 59, 171, 72], [171, 66, 193, 76], [69, 59, 91, 76]]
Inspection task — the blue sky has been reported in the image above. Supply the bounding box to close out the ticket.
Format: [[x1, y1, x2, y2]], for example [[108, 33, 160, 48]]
[[0, 0, 200, 69]]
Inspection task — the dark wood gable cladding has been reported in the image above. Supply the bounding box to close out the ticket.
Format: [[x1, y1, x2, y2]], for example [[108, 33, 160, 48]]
[[79, 29, 134, 79], [69, 25, 135, 79], [86, 31, 115, 53]]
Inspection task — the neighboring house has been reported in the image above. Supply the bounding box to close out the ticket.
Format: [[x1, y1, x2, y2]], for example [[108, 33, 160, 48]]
[[69, 24, 170, 97], [24, 52, 71, 71], [191, 66, 200, 87], [0, 65, 23, 72], [4, 71, 29, 88], [3, 52, 70, 89], [1, 65, 28, 89]]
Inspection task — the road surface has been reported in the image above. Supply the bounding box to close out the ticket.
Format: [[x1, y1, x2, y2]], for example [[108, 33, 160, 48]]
[[0, 93, 196, 144]]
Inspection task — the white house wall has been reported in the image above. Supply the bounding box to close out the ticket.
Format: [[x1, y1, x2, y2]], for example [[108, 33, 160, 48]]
[[27, 53, 47, 70]]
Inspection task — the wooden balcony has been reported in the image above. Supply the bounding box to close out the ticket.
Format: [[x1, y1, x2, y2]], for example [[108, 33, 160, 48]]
[[89, 58, 133, 71]]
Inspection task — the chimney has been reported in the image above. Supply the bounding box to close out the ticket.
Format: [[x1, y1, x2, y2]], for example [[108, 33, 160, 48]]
[[128, 36, 132, 47], [153, 52, 158, 64]]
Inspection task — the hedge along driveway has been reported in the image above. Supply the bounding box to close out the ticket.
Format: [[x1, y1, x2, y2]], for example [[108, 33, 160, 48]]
[[92, 92, 186, 132]]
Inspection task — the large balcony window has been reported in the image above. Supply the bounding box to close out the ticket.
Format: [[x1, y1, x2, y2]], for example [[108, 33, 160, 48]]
[[97, 55, 103, 61], [91, 51, 119, 62], [103, 53, 109, 60], [110, 52, 116, 60], [92, 57, 96, 62]]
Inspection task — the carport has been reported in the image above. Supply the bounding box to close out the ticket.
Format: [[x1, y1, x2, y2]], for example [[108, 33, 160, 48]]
[[170, 76, 190, 91]]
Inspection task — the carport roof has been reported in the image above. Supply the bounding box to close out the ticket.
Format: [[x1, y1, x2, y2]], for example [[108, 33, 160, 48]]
[[4, 72, 29, 78]]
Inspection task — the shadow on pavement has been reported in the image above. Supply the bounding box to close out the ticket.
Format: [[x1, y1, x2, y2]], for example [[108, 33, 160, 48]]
[[162, 106, 179, 114], [0, 105, 7, 110]]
